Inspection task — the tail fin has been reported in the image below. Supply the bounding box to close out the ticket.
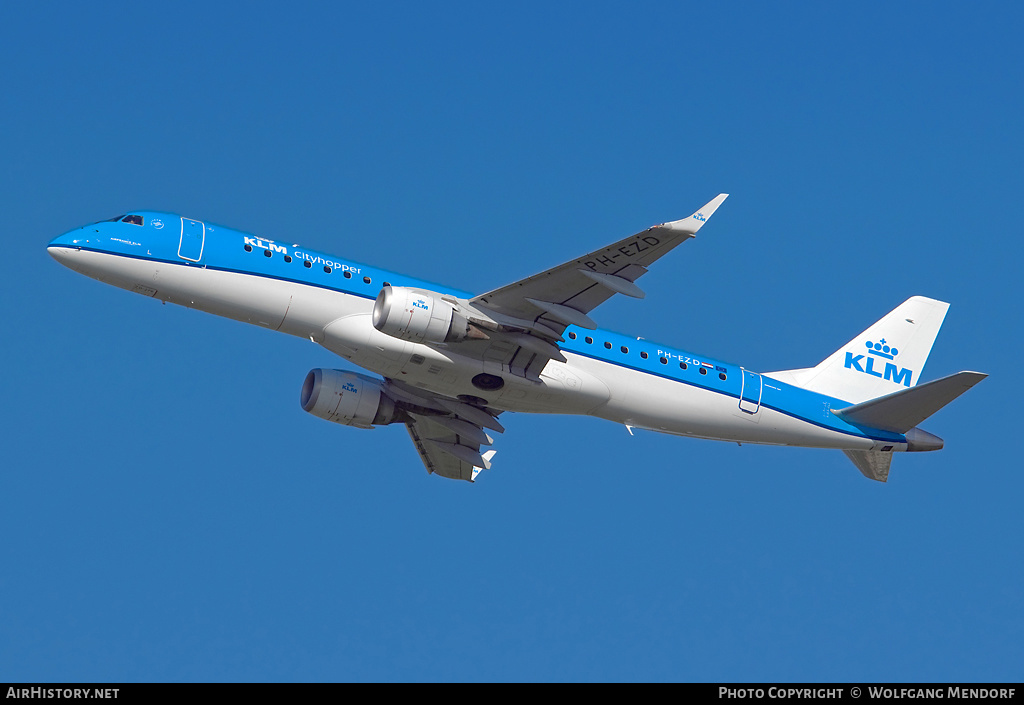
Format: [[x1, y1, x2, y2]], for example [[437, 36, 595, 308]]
[[773, 296, 950, 404]]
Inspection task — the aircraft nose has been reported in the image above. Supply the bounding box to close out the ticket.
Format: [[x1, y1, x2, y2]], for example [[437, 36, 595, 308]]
[[47, 228, 86, 267]]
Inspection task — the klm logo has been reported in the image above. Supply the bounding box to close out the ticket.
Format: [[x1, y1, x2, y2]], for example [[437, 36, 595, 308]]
[[692, 212, 706, 223], [243, 236, 287, 254], [412, 299, 429, 310], [844, 339, 913, 387], [342, 382, 359, 393]]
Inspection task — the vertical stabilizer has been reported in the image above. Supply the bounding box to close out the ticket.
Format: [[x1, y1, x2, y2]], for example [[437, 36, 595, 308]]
[[783, 297, 949, 404]]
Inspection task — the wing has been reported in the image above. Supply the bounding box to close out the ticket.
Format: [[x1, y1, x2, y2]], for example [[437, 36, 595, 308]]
[[384, 380, 504, 482], [406, 415, 497, 482], [462, 194, 728, 379], [472, 194, 728, 326]]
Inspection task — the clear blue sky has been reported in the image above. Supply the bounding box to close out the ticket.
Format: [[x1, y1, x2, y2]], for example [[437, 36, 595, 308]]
[[2, 1, 1021, 682]]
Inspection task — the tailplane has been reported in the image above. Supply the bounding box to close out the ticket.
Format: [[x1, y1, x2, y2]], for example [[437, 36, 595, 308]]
[[836, 370, 987, 482], [832, 371, 987, 434]]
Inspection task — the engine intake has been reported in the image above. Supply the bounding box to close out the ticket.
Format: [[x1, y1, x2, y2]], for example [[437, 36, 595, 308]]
[[372, 286, 469, 344], [300, 369, 398, 428]]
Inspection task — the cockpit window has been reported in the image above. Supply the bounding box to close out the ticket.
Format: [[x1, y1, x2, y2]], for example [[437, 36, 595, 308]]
[[121, 215, 144, 226]]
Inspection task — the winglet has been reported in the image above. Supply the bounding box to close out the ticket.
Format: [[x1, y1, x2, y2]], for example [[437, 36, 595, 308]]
[[657, 193, 729, 234]]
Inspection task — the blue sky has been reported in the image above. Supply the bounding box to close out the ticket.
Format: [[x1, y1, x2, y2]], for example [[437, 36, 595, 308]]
[[2, 1, 1022, 682]]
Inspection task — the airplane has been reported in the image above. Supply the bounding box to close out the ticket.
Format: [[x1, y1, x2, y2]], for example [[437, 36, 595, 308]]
[[47, 195, 986, 483]]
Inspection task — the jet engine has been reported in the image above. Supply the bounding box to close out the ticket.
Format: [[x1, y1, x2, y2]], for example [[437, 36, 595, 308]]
[[300, 369, 399, 428], [371, 286, 469, 344]]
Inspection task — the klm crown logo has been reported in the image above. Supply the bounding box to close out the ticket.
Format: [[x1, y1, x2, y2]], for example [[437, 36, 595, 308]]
[[692, 212, 706, 223], [342, 382, 359, 393], [412, 299, 429, 310], [843, 338, 913, 387], [866, 338, 898, 360]]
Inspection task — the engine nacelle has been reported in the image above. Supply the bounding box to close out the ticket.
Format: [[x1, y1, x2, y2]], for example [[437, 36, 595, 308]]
[[300, 369, 398, 429], [371, 286, 469, 344]]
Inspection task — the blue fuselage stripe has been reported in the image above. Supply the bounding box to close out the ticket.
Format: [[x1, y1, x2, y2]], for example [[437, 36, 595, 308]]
[[563, 347, 899, 442], [50, 214, 905, 445]]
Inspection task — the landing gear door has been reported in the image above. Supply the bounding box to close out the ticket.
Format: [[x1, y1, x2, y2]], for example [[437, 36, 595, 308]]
[[178, 218, 205, 262], [739, 368, 763, 414]]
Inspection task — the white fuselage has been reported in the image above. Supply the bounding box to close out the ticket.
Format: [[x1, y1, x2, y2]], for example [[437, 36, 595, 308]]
[[52, 246, 887, 453]]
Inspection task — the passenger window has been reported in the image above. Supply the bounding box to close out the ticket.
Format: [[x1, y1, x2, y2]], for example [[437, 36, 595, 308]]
[[363, 276, 371, 284], [699, 367, 707, 375], [244, 244, 252, 252], [324, 265, 332, 273], [640, 351, 649, 360], [284, 255, 292, 263], [568, 332, 577, 340], [303, 260, 311, 268], [604, 342, 612, 349], [659, 357, 667, 364], [679, 362, 687, 370], [264, 249, 272, 257], [620, 346, 628, 354], [585, 336, 593, 344], [343, 271, 352, 279], [719, 373, 727, 380]]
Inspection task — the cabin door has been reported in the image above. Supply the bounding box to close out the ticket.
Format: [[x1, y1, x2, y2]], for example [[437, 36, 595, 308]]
[[739, 368, 763, 414], [178, 218, 205, 262]]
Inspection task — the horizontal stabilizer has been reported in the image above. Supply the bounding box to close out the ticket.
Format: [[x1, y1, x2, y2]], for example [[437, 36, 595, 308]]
[[843, 450, 893, 482], [833, 371, 987, 434]]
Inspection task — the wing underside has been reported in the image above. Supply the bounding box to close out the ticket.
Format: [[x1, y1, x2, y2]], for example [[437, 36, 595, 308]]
[[382, 381, 503, 482], [405, 413, 496, 482]]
